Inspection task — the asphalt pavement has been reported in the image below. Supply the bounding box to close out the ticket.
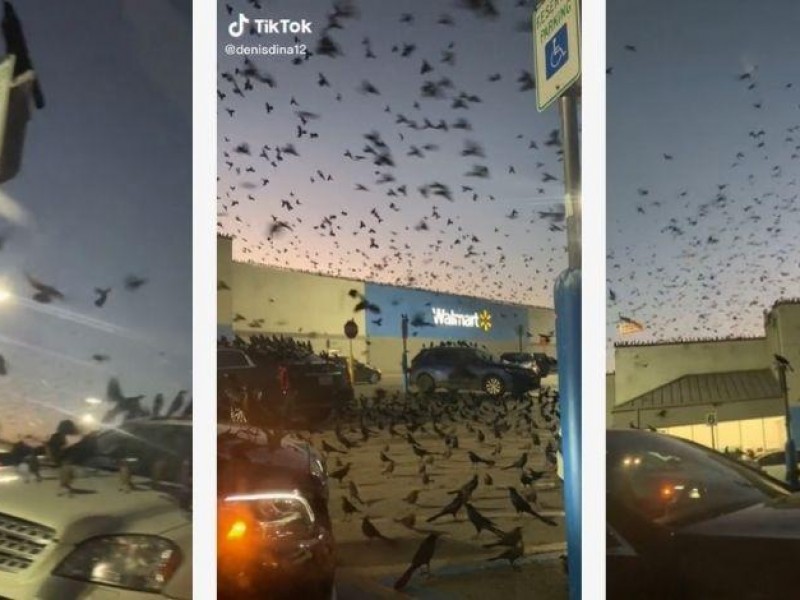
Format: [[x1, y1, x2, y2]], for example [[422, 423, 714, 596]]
[[311, 379, 568, 599]]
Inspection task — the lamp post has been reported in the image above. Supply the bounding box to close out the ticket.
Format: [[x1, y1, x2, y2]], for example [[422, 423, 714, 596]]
[[775, 359, 798, 489], [401, 314, 409, 396]]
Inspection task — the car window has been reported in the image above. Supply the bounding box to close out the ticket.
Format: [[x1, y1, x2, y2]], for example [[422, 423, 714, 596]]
[[607, 432, 788, 527], [219, 349, 250, 369]]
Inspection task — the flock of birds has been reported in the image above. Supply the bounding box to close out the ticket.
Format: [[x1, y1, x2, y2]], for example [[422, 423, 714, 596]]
[[222, 337, 565, 589], [218, 0, 570, 310], [606, 32, 800, 352], [311, 386, 562, 589]]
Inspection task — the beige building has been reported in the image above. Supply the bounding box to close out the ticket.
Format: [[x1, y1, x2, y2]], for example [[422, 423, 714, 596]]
[[608, 299, 800, 453], [218, 236, 557, 378]]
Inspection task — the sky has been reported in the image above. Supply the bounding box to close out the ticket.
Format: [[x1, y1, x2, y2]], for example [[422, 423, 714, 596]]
[[217, 0, 571, 309], [0, 1, 192, 439], [607, 0, 800, 367]]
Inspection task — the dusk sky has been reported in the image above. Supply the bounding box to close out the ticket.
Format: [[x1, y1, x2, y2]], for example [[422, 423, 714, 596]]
[[607, 0, 800, 365], [0, 1, 191, 439], [217, 0, 570, 309]]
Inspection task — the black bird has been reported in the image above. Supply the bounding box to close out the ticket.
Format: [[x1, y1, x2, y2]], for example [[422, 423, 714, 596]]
[[427, 491, 467, 522], [448, 474, 478, 500], [165, 390, 187, 418], [465, 503, 504, 537], [26, 274, 64, 303], [488, 543, 524, 570], [502, 452, 528, 471], [361, 517, 392, 543], [152, 393, 164, 418], [508, 487, 557, 526], [322, 440, 346, 454], [0, 353, 6, 375], [329, 462, 352, 484], [467, 450, 494, 468], [123, 275, 148, 291], [394, 533, 442, 591], [483, 526, 523, 549], [775, 354, 793, 371], [94, 287, 111, 307], [341, 496, 360, 519]]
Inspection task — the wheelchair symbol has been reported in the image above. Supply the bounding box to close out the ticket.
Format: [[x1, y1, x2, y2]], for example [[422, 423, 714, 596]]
[[545, 24, 569, 79], [550, 40, 567, 70]]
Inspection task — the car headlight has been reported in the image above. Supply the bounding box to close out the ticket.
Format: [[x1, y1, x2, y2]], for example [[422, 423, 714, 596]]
[[223, 491, 317, 539], [53, 535, 181, 593]]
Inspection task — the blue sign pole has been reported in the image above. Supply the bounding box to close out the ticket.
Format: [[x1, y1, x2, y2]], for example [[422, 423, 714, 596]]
[[555, 268, 581, 599], [557, 90, 581, 600]]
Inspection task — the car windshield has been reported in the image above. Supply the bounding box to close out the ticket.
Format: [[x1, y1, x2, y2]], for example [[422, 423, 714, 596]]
[[607, 431, 789, 528], [64, 422, 192, 484]]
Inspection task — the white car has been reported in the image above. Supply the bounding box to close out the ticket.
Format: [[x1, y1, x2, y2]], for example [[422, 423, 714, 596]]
[[755, 449, 800, 481], [0, 419, 192, 599]]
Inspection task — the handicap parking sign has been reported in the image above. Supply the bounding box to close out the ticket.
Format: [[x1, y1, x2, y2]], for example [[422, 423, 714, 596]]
[[546, 24, 569, 80]]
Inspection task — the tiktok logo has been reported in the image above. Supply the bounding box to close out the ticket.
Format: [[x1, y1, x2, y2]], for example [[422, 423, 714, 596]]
[[228, 13, 249, 38]]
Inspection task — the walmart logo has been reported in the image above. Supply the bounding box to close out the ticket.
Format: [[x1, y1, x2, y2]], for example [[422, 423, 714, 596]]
[[478, 309, 492, 332]]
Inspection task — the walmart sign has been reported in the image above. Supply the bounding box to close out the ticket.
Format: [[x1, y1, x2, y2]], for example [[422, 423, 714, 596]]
[[364, 283, 528, 342], [431, 307, 493, 332]]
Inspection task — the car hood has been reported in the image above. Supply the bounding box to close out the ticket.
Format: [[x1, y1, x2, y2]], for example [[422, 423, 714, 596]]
[[0, 464, 189, 543], [677, 493, 800, 540]]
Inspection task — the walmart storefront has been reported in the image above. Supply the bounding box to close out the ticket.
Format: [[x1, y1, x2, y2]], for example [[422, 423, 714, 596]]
[[218, 236, 556, 378]]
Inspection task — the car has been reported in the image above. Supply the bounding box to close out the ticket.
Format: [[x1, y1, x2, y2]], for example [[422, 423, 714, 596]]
[[0, 419, 192, 600], [217, 343, 354, 424], [607, 429, 800, 599], [217, 424, 336, 599], [324, 354, 382, 385], [409, 345, 540, 397], [352, 359, 382, 385], [754, 448, 800, 481], [499, 351, 555, 377]]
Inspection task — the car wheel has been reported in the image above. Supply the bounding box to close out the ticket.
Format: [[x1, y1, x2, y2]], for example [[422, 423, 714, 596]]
[[416, 373, 435, 393], [483, 375, 505, 397]]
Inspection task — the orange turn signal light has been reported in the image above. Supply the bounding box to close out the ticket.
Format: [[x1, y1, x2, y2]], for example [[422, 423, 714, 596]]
[[226, 519, 248, 540]]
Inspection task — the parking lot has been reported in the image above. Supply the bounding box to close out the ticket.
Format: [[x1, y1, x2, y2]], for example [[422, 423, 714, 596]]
[[309, 379, 567, 598]]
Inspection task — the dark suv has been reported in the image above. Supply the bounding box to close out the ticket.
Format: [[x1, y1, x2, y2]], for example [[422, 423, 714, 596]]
[[217, 344, 353, 424], [410, 346, 540, 397]]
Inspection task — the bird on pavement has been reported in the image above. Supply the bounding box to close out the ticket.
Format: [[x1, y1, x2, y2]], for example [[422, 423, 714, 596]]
[[467, 450, 495, 468], [488, 543, 525, 570], [362, 516, 393, 543], [395, 513, 417, 530], [329, 462, 352, 484], [341, 496, 360, 519], [465, 503, 504, 537], [427, 490, 467, 522], [403, 489, 420, 504], [394, 532, 442, 590], [322, 440, 346, 454], [483, 526, 523, 549], [448, 474, 478, 500], [502, 452, 528, 471], [508, 487, 557, 526], [348, 480, 365, 504]]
